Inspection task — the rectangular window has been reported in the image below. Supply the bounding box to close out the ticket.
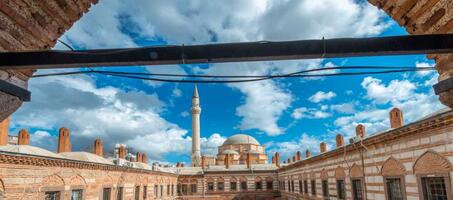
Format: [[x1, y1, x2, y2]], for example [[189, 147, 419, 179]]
[[267, 181, 273, 190], [299, 180, 303, 193], [160, 185, 163, 197], [291, 180, 295, 192], [218, 182, 224, 191], [337, 180, 345, 200], [167, 185, 170, 196], [304, 180, 308, 194], [154, 185, 158, 197], [190, 184, 197, 194], [45, 191, 61, 200], [230, 182, 237, 191], [322, 180, 329, 198], [171, 184, 174, 196], [385, 178, 404, 200], [421, 177, 448, 200], [135, 186, 140, 200], [352, 179, 363, 200], [102, 188, 111, 200], [182, 184, 188, 195], [287, 180, 290, 191], [71, 189, 83, 200], [311, 180, 316, 196], [241, 181, 247, 190], [207, 182, 214, 191], [116, 187, 123, 200], [256, 181, 262, 190], [143, 186, 147, 199]]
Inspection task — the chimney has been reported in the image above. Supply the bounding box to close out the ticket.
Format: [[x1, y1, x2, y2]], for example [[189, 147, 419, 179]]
[[181, 163, 185, 167], [136, 152, 143, 162], [0, 117, 10, 146], [287, 158, 291, 163], [57, 127, 71, 153], [224, 155, 230, 169], [94, 139, 103, 156], [246, 153, 251, 169], [129, 156, 135, 162], [390, 108, 404, 128], [275, 152, 280, 167], [118, 145, 126, 159], [271, 156, 275, 164], [292, 156, 296, 162], [336, 134, 344, 148], [320, 142, 327, 153], [306, 149, 311, 158], [142, 153, 148, 163], [18, 129, 30, 145], [176, 162, 180, 167], [356, 124, 365, 138], [201, 156, 206, 169], [296, 151, 301, 161]]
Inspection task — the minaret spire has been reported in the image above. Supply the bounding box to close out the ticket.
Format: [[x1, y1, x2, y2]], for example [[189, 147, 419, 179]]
[[191, 84, 202, 167]]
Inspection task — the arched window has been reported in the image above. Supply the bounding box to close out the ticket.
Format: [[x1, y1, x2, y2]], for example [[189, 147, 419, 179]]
[[310, 172, 316, 196], [381, 157, 406, 200], [350, 164, 364, 200], [320, 169, 329, 199], [217, 177, 225, 191], [265, 177, 273, 190], [230, 177, 238, 191], [414, 151, 453, 200], [335, 166, 346, 200], [255, 177, 263, 191], [69, 175, 86, 200], [41, 175, 65, 200], [239, 177, 248, 191], [206, 178, 214, 192]]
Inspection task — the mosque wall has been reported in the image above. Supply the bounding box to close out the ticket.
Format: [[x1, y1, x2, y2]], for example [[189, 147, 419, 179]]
[[0, 152, 178, 200], [278, 109, 453, 200]]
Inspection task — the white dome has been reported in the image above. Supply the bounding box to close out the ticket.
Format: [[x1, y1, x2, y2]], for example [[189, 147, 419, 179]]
[[222, 134, 260, 146], [0, 145, 64, 159], [222, 149, 239, 155], [59, 152, 114, 165]]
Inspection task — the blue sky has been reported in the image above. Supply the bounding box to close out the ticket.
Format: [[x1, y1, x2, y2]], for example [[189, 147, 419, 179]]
[[9, 0, 444, 164]]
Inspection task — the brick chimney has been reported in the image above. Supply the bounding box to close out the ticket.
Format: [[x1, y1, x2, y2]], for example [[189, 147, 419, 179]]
[[94, 139, 103, 156], [118, 145, 126, 159], [271, 156, 275, 164], [201, 156, 206, 169], [181, 163, 185, 167], [18, 129, 30, 145], [296, 151, 301, 161], [306, 149, 311, 158], [224, 155, 230, 169], [57, 127, 71, 153], [142, 153, 148, 163], [336, 134, 344, 148], [246, 153, 251, 169], [292, 156, 296, 162], [320, 142, 327, 153], [136, 152, 143, 162], [275, 152, 280, 167], [287, 158, 291, 163], [390, 108, 404, 128], [356, 124, 365, 138], [0, 117, 10, 146]]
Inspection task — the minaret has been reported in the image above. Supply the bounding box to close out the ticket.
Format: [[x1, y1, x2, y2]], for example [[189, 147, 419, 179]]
[[191, 84, 202, 166]]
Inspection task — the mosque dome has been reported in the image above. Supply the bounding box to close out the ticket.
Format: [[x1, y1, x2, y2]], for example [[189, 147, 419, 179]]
[[59, 152, 114, 165], [0, 145, 64, 159], [222, 134, 260, 146]]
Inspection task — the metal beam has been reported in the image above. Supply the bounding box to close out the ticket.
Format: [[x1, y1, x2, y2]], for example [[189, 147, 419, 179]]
[[1, 34, 453, 70], [0, 79, 30, 101]]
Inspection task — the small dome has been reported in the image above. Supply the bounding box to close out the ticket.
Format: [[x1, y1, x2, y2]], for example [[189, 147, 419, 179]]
[[222, 134, 260, 146], [0, 145, 64, 159], [59, 152, 113, 165], [222, 149, 239, 155]]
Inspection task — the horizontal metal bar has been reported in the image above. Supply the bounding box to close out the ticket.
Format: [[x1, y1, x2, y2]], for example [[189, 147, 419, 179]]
[[0, 34, 453, 70], [434, 77, 453, 95], [0, 79, 30, 101]]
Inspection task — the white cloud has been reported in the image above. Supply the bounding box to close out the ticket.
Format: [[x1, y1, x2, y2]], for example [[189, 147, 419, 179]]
[[415, 61, 435, 77], [172, 87, 182, 98], [330, 103, 356, 114], [308, 91, 336, 103], [266, 133, 331, 161], [201, 133, 227, 156], [180, 111, 190, 117], [361, 77, 416, 104], [291, 107, 331, 119]]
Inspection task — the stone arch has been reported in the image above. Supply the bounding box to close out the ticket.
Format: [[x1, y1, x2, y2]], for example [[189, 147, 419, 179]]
[[42, 174, 65, 186], [255, 176, 262, 182], [381, 157, 406, 176], [0, 178, 5, 198], [217, 177, 225, 182], [239, 176, 247, 182], [414, 150, 452, 174], [230, 177, 238, 182], [310, 171, 316, 179], [102, 175, 114, 185], [206, 177, 214, 182], [335, 166, 346, 179], [69, 174, 87, 186], [320, 169, 328, 180], [265, 176, 273, 181], [350, 164, 363, 178]]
